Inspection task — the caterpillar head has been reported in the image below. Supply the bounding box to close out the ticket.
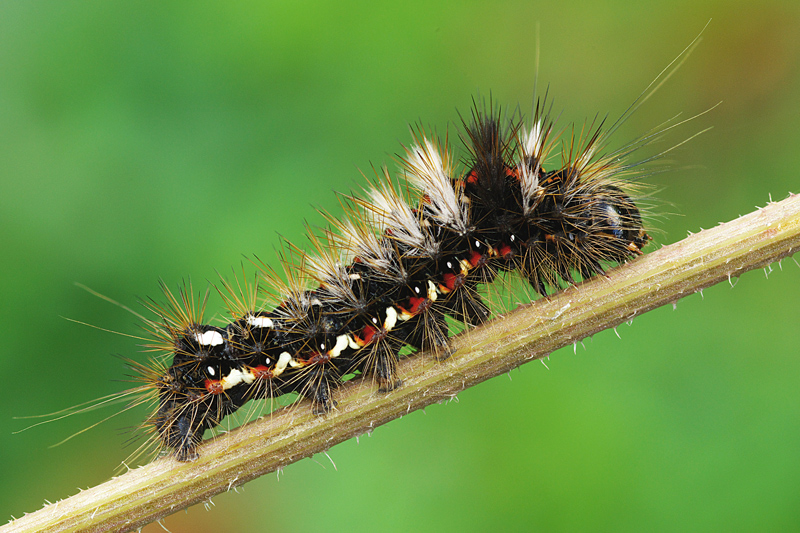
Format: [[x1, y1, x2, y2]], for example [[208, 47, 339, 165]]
[[590, 185, 650, 260], [152, 326, 240, 461]]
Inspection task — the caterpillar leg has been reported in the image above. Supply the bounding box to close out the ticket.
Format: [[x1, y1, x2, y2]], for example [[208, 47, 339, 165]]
[[406, 309, 453, 361], [348, 322, 405, 392], [295, 365, 338, 414], [443, 288, 490, 327], [154, 391, 235, 462], [371, 342, 402, 392], [153, 401, 198, 462]]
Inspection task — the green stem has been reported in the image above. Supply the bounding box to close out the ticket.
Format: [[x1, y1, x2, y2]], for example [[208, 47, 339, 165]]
[[5, 193, 800, 533]]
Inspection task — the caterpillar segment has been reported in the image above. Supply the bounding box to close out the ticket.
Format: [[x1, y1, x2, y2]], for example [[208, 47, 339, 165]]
[[146, 103, 650, 461]]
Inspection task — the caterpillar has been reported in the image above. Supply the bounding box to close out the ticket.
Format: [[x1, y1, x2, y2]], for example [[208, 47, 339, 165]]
[[130, 98, 654, 462]]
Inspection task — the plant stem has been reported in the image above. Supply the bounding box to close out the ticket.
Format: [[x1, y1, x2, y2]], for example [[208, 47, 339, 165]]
[[5, 193, 800, 533]]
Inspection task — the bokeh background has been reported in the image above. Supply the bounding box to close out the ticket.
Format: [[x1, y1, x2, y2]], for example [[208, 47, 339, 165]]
[[2, 1, 799, 531]]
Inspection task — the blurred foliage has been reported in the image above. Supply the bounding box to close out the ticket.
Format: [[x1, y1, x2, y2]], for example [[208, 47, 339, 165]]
[[1, 1, 799, 531]]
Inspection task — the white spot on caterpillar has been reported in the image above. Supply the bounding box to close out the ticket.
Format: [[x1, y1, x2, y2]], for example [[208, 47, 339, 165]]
[[274, 352, 292, 376], [348, 336, 361, 350], [195, 330, 224, 347], [427, 280, 438, 302], [384, 307, 398, 331], [349, 273, 362, 280], [221, 367, 256, 389], [328, 335, 349, 358], [207, 366, 216, 377], [247, 315, 273, 329]]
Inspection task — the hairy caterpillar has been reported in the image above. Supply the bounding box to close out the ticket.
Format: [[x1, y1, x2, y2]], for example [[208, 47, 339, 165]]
[[127, 97, 655, 462], [22, 36, 709, 466]]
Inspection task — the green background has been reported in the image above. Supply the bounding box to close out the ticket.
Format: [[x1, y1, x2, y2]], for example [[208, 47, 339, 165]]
[[2, 1, 799, 531]]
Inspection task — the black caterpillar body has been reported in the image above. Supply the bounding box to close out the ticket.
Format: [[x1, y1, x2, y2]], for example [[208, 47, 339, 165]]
[[144, 104, 650, 461]]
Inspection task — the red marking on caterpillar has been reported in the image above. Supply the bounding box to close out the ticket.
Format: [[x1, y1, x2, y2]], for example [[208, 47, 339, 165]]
[[204, 379, 224, 395]]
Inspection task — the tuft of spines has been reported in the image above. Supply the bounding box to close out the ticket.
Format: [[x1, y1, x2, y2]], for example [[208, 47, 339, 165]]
[[403, 132, 470, 236]]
